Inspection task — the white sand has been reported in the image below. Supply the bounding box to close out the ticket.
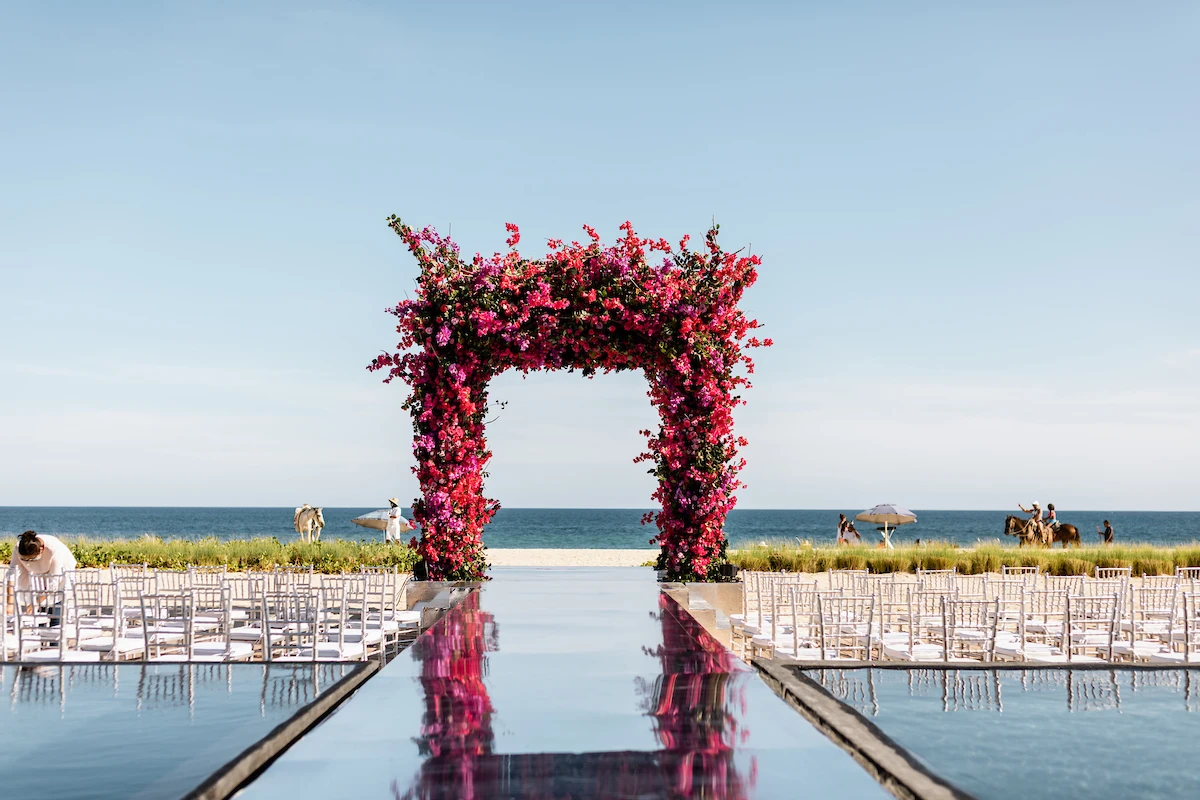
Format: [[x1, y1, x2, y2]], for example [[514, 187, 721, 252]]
[[488, 549, 657, 567]]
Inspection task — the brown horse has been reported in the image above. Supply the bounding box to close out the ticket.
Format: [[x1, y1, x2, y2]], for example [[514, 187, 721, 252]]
[[1003, 515, 1081, 548]]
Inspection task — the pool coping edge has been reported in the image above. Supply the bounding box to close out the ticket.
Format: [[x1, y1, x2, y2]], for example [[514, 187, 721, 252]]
[[182, 660, 381, 800]]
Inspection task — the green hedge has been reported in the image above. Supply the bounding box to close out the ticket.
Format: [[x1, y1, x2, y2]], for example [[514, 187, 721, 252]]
[[0, 536, 420, 574], [730, 540, 1200, 576]]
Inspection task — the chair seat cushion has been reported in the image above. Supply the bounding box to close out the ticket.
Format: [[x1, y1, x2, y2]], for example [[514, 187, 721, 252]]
[[78, 636, 145, 654]]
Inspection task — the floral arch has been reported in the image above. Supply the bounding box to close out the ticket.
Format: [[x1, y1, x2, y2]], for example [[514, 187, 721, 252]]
[[369, 218, 769, 581]]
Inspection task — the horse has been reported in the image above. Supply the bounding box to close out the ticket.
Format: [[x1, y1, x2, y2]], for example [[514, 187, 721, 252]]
[[293, 504, 325, 543], [1003, 515, 1081, 548]]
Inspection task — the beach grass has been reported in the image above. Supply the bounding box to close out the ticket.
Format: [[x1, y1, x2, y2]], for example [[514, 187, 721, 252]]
[[0, 536, 419, 573], [729, 539, 1200, 576]]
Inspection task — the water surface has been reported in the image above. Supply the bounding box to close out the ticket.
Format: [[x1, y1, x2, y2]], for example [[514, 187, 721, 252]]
[[804, 668, 1200, 800], [0, 662, 357, 799], [242, 567, 888, 798], [3, 507, 1195, 548]]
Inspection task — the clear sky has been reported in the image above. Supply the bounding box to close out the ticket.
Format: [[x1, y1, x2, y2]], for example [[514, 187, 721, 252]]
[[2, 2, 1197, 510]]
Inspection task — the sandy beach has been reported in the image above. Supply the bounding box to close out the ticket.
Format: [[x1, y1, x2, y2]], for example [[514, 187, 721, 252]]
[[488, 549, 657, 567]]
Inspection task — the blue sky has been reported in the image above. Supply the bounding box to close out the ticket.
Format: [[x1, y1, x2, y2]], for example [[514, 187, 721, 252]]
[[2, 2, 1197, 510]]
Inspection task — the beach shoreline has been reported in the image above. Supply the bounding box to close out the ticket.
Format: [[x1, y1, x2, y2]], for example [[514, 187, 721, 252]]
[[488, 549, 656, 567]]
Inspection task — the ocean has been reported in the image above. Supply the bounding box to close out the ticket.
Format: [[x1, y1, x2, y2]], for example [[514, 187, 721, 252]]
[[1, 507, 1196, 549]]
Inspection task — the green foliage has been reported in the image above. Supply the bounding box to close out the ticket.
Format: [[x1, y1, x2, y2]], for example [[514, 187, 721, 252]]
[[0, 536, 419, 573], [1172, 545, 1200, 568], [729, 540, 1200, 576], [1131, 557, 1174, 576], [1051, 558, 1091, 576]]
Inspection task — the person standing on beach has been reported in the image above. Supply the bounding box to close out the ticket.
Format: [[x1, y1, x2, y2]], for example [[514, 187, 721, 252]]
[[836, 514, 850, 546], [385, 497, 413, 544], [1097, 520, 1114, 545]]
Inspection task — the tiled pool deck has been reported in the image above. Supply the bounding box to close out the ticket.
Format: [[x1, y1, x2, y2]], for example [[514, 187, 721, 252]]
[[241, 567, 888, 798]]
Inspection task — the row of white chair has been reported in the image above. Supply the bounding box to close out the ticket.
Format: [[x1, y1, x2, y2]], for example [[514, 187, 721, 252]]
[[733, 569, 1200, 664], [2, 566, 420, 663]]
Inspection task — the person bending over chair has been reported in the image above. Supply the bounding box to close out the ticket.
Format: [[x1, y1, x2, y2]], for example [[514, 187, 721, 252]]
[[8, 530, 77, 625]]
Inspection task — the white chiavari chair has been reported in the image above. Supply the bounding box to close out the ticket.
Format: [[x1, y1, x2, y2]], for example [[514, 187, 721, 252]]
[[1056, 594, 1119, 662], [188, 564, 228, 587], [772, 586, 825, 660], [13, 588, 99, 662], [153, 569, 190, 593], [827, 569, 868, 592], [943, 597, 999, 663], [882, 590, 946, 662], [916, 568, 957, 593], [816, 594, 874, 661], [262, 587, 319, 662], [994, 590, 1068, 662], [1148, 592, 1200, 664], [1110, 586, 1177, 662], [78, 576, 151, 660]]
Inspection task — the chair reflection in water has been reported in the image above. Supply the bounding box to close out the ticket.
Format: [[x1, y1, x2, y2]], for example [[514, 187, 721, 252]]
[[805, 666, 1200, 717], [1, 662, 350, 720], [5, 664, 113, 713], [395, 592, 755, 800]]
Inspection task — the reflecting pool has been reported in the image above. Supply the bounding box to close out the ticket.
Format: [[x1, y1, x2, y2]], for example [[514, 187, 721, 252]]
[[243, 567, 887, 799], [0, 662, 357, 798], [803, 668, 1200, 800]]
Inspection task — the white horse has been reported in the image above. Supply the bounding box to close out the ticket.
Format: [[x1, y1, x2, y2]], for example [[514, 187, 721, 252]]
[[293, 504, 325, 543]]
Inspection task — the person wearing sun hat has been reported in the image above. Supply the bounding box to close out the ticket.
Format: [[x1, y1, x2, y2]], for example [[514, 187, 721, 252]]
[[384, 497, 413, 544], [1017, 501, 1047, 545]]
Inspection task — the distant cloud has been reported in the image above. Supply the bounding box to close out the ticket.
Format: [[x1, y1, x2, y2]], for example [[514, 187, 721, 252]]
[[1158, 348, 1200, 366]]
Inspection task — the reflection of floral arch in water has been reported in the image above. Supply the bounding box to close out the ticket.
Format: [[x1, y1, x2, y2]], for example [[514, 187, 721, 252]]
[[400, 592, 497, 800], [370, 220, 769, 581], [640, 593, 756, 798], [396, 592, 754, 800]]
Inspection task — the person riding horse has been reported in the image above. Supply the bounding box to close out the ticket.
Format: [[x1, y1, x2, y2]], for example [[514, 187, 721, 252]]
[[1017, 501, 1049, 545], [1045, 503, 1060, 532]]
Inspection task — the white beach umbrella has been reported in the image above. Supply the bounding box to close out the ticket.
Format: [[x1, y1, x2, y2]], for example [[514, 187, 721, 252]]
[[855, 504, 917, 549], [350, 510, 417, 534], [351, 509, 406, 532]]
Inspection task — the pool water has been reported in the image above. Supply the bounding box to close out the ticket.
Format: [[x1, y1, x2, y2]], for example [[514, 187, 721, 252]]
[[803, 668, 1200, 800], [242, 567, 888, 799], [0, 663, 357, 798]]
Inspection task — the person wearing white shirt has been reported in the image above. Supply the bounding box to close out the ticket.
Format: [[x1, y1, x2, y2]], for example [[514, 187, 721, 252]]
[[384, 497, 413, 544], [8, 531, 77, 625], [9, 530, 77, 592]]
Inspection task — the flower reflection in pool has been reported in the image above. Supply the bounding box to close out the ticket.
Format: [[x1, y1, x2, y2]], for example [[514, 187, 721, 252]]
[[397, 591, 756, 799]]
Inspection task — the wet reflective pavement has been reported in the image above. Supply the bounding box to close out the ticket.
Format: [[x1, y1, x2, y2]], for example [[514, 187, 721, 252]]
[[241, 567, 887, 799]]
